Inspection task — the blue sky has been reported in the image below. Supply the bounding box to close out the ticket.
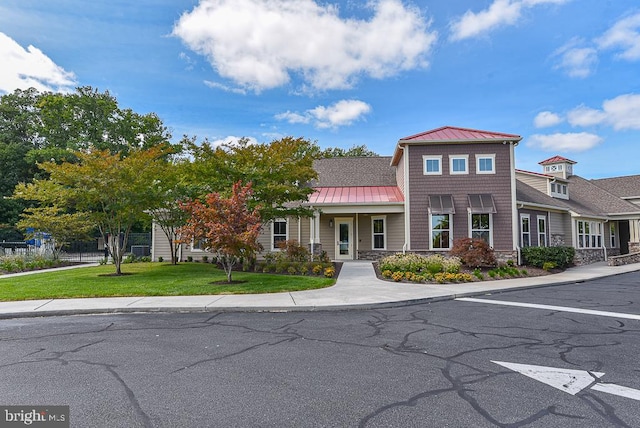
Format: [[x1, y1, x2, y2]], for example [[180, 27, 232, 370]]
[[1, 0, 639, 178]]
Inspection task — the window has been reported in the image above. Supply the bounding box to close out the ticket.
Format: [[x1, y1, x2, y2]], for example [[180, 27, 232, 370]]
[[450, 155, 468, 175], [192, 238, 206, 251], [372, 216, 386, 250], [610, 223, 617, 248], [476, 154, 495, 174], [423, 155, 442, 175], [550, 181, 568, 199], [470, 213, 492, 246], [430, 214, 452, 250], [577, 220, 603, 248], [537, 216, 547, 247], [272, 218, 288, 250], [520, 215, 531, 247]]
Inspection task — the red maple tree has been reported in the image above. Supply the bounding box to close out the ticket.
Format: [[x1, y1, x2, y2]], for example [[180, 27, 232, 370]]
[[177, 181, 262, 282]]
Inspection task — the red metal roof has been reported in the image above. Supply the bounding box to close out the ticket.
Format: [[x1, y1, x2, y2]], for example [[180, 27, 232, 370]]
[[400, 126, 521, 142], [308, 186, 404, 205], [539, 155, 577, 165]]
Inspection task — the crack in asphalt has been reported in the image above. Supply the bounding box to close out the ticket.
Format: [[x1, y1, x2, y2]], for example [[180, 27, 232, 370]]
[[0, 292, 637, 427]]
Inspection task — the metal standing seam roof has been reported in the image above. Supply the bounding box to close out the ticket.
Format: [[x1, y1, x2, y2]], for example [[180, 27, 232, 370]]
[[399, 126, 521, 143], [307, 186, 404, 205]]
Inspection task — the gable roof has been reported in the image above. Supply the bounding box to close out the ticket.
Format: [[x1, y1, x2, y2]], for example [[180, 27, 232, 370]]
[[517, 175, 640, 218], [539, 155, 577, 165], [392, 126, 521, 166], [399, 126, 521, 143], [591, 175, 640, 199], [311, 156, 397, 187]]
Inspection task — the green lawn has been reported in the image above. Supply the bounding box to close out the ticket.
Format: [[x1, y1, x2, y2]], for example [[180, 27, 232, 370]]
[[0, 262, 335, 301]]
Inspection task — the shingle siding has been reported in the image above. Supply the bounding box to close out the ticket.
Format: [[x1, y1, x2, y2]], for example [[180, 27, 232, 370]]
[[408, 142, 514, 251]]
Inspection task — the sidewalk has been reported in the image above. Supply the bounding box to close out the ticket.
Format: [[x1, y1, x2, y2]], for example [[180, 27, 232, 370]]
[[1, 261, 639, 319]]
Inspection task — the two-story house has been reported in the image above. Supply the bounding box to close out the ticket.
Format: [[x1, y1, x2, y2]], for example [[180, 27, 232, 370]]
[[151, 126, 640, 265]]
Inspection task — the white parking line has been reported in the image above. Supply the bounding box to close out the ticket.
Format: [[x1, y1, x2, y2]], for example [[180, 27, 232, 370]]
[[456, 298, 640, 321]]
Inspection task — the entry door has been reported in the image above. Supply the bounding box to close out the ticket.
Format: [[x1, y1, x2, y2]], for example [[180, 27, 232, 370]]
[[335, 218, 353, 260]]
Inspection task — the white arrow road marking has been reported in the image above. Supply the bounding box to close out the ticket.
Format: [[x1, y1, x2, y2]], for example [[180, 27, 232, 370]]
[[591, 383, 640, 401], [492, 361, 604, 395], [493, 361, 640, 401], [457, 297, 640, 320]]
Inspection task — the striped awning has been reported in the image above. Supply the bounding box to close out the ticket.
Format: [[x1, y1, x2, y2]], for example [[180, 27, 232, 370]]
[[428, 194, 455, 214], [468, 194, 497, 213]]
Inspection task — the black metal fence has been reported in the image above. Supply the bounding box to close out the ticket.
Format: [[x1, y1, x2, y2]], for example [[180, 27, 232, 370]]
[[0, 233, 152, 262]]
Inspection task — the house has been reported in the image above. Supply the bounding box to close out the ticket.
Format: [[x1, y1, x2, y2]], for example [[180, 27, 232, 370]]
[[151, 126, 640, 265]]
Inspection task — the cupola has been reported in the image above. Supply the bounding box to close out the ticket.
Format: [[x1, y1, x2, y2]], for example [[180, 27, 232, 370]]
[[539, 156, 576, 180]]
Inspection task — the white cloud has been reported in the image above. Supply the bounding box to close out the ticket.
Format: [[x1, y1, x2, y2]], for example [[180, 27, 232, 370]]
[[597, 12, 640, 61], [567, 94, 640, 130], [276, 99, 372, 129], [534, 111, 563, 128], [449, 0, 569, 41], [204, 80, 247, 95], [527, 132, 603, 152], [0, 32, 76, 94], [209, 135, 259, 148], [552, 39, 598, 78], [172, 0, 436, 92]]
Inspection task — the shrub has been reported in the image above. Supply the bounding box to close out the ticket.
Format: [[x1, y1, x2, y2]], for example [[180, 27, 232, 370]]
[[323, 266, 335, 278], [381, 269, 393, 278], [450, 238, 496, 267], [287, 266, 298, 275], [277, 239, 311, 262], [521, 246, 574, 269], [542, 261, 556, 271], [473, 268, 484, 280], [187, 256, 193, 262], [202, 256, 208, 263], [157, 256, 164, 263], [391, 271, 404, 282], [312, 264, 324, 275], [378, 253, 461, 275]]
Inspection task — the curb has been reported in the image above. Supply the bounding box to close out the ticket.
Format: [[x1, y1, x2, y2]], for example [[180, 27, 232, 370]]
[[0, 272, 621, 320]]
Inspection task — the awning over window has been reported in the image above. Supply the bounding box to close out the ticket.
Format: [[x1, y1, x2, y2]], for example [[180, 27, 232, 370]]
[[428, 194, 455, 214], [468, 194, 496, 213]]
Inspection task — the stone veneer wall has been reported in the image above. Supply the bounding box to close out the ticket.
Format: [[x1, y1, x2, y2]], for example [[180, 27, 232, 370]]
[[358, 250, 518, 265], [608, 251, 640, 266], [573, 248, 608, 265]]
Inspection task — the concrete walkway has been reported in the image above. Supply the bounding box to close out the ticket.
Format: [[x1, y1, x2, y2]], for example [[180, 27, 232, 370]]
[[1, 261, 639, 319]]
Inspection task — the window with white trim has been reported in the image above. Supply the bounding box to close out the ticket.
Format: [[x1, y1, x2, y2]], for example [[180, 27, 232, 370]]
[[372, 216, 386, 250], [577, 220, 603, 248], [470, 213, 492, 246], [520, 214, 531, 247], [423, 155, 442, 175], [450, 155, 468, 175], [476, 154, 495, 174], [537, 215, 547, 247], [430, 213, 452, 250], [272, 218, 288, 250], [192, 238, 206, 251], [610, 223, 617, 248]]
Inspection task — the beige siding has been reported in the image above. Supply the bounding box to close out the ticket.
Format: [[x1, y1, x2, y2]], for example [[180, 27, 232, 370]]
[[549, 211, 572, 246], [516, 172, 548, 194], [319, 215, 338, 260], [151, 222, 172, 261], [396, 152, 405, 194]]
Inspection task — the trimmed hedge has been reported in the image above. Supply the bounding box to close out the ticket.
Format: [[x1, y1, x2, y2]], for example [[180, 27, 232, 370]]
[[521, 246, 575, 269]]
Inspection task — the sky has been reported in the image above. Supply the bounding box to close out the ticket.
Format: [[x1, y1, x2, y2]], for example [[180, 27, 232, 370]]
[[1, 0, 639, 178]]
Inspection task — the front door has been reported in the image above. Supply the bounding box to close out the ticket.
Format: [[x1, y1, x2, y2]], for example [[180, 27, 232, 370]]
[[335, 218, 353, 260]]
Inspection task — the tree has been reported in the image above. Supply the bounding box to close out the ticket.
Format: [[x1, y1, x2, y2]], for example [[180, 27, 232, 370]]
[[177, 182, 262, 283], [0, 86, 177, 240], [15, 146, 169, 275], [319, 144, 379, 158], [16, 206, 93, 259], [145, 160, 195, 265], [185, 136, 318, 221]]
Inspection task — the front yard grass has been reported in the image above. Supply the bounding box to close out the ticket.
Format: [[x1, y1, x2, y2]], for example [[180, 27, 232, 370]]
[[0, 262, 335, 301]]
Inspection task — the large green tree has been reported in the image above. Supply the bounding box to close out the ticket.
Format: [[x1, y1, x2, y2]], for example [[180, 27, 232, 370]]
[[185, 136, 318, 221], [15, 147, 169, 275]]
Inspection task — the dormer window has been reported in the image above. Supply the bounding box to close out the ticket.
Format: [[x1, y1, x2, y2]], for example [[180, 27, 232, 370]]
[[550, 181, 568, 199]]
